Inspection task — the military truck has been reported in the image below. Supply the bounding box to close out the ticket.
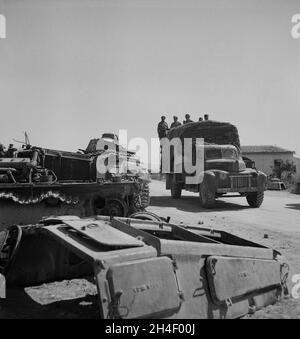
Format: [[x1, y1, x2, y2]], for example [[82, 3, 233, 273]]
[[0, 136, 150, 229], [165, 121, 267, 208]]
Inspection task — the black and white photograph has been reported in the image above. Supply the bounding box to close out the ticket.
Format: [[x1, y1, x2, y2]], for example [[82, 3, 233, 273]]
[[0, 0, 300, 323]]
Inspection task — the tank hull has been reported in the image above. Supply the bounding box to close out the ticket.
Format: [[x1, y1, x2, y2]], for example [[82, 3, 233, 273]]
[[0, 181, 142, 230]]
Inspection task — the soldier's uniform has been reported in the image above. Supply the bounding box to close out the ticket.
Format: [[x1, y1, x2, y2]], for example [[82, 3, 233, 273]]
[[183, 115, 194, 124], [6, 145, 16, 158], [157, 117, 169, 174], [170, 116, 181, 128], [170, 121, 182, 129], [157, 119, 169, 139]]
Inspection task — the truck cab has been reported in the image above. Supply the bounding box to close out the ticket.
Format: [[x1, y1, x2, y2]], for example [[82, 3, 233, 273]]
[[166, 143, 267, 208]]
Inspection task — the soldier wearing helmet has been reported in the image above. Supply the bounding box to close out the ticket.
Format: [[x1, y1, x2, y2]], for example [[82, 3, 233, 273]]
[[157, 116, 169, 139], [170, 116, 182, 129], [183, 114, 193, 124]]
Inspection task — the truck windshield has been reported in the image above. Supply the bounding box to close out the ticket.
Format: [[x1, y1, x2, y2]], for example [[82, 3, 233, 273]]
[[205, 148, 238, 160]]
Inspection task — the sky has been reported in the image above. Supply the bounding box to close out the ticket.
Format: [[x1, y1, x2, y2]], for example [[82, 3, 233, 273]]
[[0, 0, 300, 159]]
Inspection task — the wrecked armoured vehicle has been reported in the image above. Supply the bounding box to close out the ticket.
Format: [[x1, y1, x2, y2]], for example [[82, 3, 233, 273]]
[[0, 135, 150, 229], [166, 121, 267, 208], [0, 215, 288, 318]]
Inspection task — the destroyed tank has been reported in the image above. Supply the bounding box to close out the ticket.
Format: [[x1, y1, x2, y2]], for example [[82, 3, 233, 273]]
[[0, 214, 289, 318], [85, 133, 150, 210], [0, 134, 150, 229]]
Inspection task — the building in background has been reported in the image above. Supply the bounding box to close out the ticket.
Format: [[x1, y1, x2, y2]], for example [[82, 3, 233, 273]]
[[295, 157, 300, 184], [241, 145, 295, 176]]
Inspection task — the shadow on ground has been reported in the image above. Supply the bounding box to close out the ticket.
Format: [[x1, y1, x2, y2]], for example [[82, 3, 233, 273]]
[[150, 195, 249, 213], [0, 288, 99, 319], [285, 203, 300, 211]]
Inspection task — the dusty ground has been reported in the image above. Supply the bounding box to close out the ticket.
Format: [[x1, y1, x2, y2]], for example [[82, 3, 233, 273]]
[[1, 179, 300, 319], [148, 180, 300, 319]]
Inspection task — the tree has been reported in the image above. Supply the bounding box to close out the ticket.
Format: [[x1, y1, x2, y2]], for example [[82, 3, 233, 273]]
[[271, 159, 296, 180]]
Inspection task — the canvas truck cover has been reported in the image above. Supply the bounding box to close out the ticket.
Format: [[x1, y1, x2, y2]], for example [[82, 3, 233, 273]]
[[167, 120, 241, 149]]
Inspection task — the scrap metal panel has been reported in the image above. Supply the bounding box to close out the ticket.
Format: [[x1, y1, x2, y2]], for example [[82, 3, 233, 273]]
[[64, 219, 144, 248], [106, 257, 181, 319], [206, 256, 281, 305]]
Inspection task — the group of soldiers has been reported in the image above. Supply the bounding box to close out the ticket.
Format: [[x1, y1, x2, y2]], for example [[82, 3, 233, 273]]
[[0, 143, 17, 158], [157, 113, 210, 139]]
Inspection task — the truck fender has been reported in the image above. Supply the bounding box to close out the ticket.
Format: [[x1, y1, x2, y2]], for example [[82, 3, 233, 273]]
[[257, 171, 267, 189], [201, 171, 217, 193]]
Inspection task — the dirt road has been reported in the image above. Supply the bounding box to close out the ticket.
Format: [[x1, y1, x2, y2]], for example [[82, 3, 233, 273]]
[[148, 180, 300, 318], [1, 180, 300, 318], [149, 180, 300, 233], [149, 180, 300, 281]]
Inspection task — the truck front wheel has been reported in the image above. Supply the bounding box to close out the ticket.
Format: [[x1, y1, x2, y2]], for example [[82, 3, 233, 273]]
[[246, 191, 264, 208], [199, 181, 215, 208]]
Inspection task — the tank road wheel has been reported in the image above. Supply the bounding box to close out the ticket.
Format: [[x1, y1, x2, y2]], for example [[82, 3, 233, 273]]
[[246, 191, 264, 208], [130, 194, 142, 213], [140, 183, 151, 209], [199, 181, 215, 208], [171, 180, 182, 199], [98, 199, 128, 217]]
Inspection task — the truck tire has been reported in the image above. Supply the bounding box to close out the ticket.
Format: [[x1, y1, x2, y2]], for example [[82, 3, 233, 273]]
[[171, 181, 182, 199], [199, 181, 215, 208], [140, 183, 150, 209], [246, 191, 264, 208]]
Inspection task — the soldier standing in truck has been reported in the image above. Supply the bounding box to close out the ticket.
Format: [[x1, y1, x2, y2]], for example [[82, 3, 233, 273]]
[[170, 116, 182, 129], [157, 116, 169, 174], [157, 116, 169, 139], [183, 114, 193, 124]]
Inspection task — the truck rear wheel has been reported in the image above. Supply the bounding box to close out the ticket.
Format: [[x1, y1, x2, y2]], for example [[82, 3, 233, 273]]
[[171, 181, 182, 199], [199, 181, 215, 208], [246, 191, 264, 208]]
